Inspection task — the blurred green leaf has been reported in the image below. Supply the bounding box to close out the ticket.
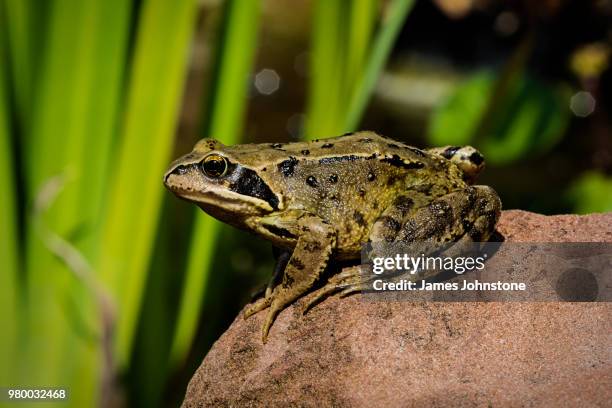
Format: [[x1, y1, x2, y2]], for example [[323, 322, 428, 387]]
[[344, 0, 415, 132], [567, 172, 612, 214], [97, 0, 198, 369], [428, 71, 570, 165], [170, 0, 262, 368], [345, 0, 377, 99], [0, 6, 20, 387], [21, 0, 132, 405], [306, 0, 415, 138], [305, 0, 345, 137], [2, 0, 47, 126]]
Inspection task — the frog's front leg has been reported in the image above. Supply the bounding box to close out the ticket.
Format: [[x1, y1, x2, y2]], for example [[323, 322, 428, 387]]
[[245, 213, 336, 342]]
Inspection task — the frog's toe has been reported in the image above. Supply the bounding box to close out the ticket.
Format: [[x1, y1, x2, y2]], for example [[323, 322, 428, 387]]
[[338, 283, 368, 298], [329, 265, 364, 284], [302, 266, 365, 314], [302, 285, 342, 314], [244, 296, 272, 319], [261, 300, 285, 343]]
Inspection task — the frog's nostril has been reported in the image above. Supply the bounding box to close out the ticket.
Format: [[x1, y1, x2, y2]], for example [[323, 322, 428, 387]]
[[164, 165, 189, 185], [174, 165, 189, 175]]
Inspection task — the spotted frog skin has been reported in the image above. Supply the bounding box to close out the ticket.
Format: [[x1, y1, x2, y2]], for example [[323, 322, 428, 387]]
[[164, 131, 501, 342]]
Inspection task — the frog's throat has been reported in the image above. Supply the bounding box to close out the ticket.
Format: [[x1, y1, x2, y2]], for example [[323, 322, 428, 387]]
[[194, 198, 272, 228]]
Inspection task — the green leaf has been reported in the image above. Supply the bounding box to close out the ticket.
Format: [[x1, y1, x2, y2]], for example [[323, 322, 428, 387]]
[[305, 0, 415, 138], [344, 0, 415, 132], [345, 0, 377, 102], [305, 0, 345, 138], [428, 71, 570, 165], [97, 0, 198, 369], [567, 172, 612, 214], [20, 1, 133, 405], [170, 0, 262, 367], [0, 6, 20, 386], [2, 0, 47, 126]]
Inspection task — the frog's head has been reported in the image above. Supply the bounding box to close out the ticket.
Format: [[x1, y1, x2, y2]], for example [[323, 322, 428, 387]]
[[164, 138, 281, 223]]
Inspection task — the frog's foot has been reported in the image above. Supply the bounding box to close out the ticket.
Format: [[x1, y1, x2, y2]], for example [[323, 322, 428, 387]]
[[302, 266, 367, 314]]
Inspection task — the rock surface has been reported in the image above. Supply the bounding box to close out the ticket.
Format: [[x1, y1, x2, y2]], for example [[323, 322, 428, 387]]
[[183, 210, 612, 407]]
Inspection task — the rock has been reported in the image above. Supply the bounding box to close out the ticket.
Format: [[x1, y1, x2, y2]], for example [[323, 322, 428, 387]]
[[182, 210, 612, 407]]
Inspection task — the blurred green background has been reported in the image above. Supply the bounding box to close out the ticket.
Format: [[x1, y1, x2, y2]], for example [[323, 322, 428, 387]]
[[0, 0, 610, 406]]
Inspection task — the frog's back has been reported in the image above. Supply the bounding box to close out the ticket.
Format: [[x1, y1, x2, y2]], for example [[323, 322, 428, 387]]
[[222, 131, 434, 165], [240, 132, 468, 254]]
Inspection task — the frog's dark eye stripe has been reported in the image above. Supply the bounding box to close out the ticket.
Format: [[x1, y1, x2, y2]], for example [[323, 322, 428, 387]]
[[201, 154, 228, 178], [229, 166, 279, 210]]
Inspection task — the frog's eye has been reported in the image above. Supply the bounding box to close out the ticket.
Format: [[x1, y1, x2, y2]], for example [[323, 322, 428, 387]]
[[201, 154, 228, 178]]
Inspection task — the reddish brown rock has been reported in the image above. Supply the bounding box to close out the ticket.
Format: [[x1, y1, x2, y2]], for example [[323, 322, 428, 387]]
[[182, 210, 612, 407]]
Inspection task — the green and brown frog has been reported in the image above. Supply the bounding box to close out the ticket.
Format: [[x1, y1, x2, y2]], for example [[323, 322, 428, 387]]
[[164, 131, 501, 342]]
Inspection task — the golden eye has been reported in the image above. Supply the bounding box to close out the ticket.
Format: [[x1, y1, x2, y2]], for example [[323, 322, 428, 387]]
[[201, 154, 228, 178]]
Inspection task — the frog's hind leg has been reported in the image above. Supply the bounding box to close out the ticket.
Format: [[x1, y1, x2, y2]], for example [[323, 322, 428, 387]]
[[393, 185, 501, 244], [303, 194, 419, 312], [303, 186, 501, 310], [302, 265, 364, 313]]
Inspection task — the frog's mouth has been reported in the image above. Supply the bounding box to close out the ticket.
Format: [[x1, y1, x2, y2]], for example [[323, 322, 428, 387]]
[[164, 172, 278, 220]]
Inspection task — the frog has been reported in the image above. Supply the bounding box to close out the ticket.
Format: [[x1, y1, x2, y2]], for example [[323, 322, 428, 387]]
[[163, 131, 501, 342]]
